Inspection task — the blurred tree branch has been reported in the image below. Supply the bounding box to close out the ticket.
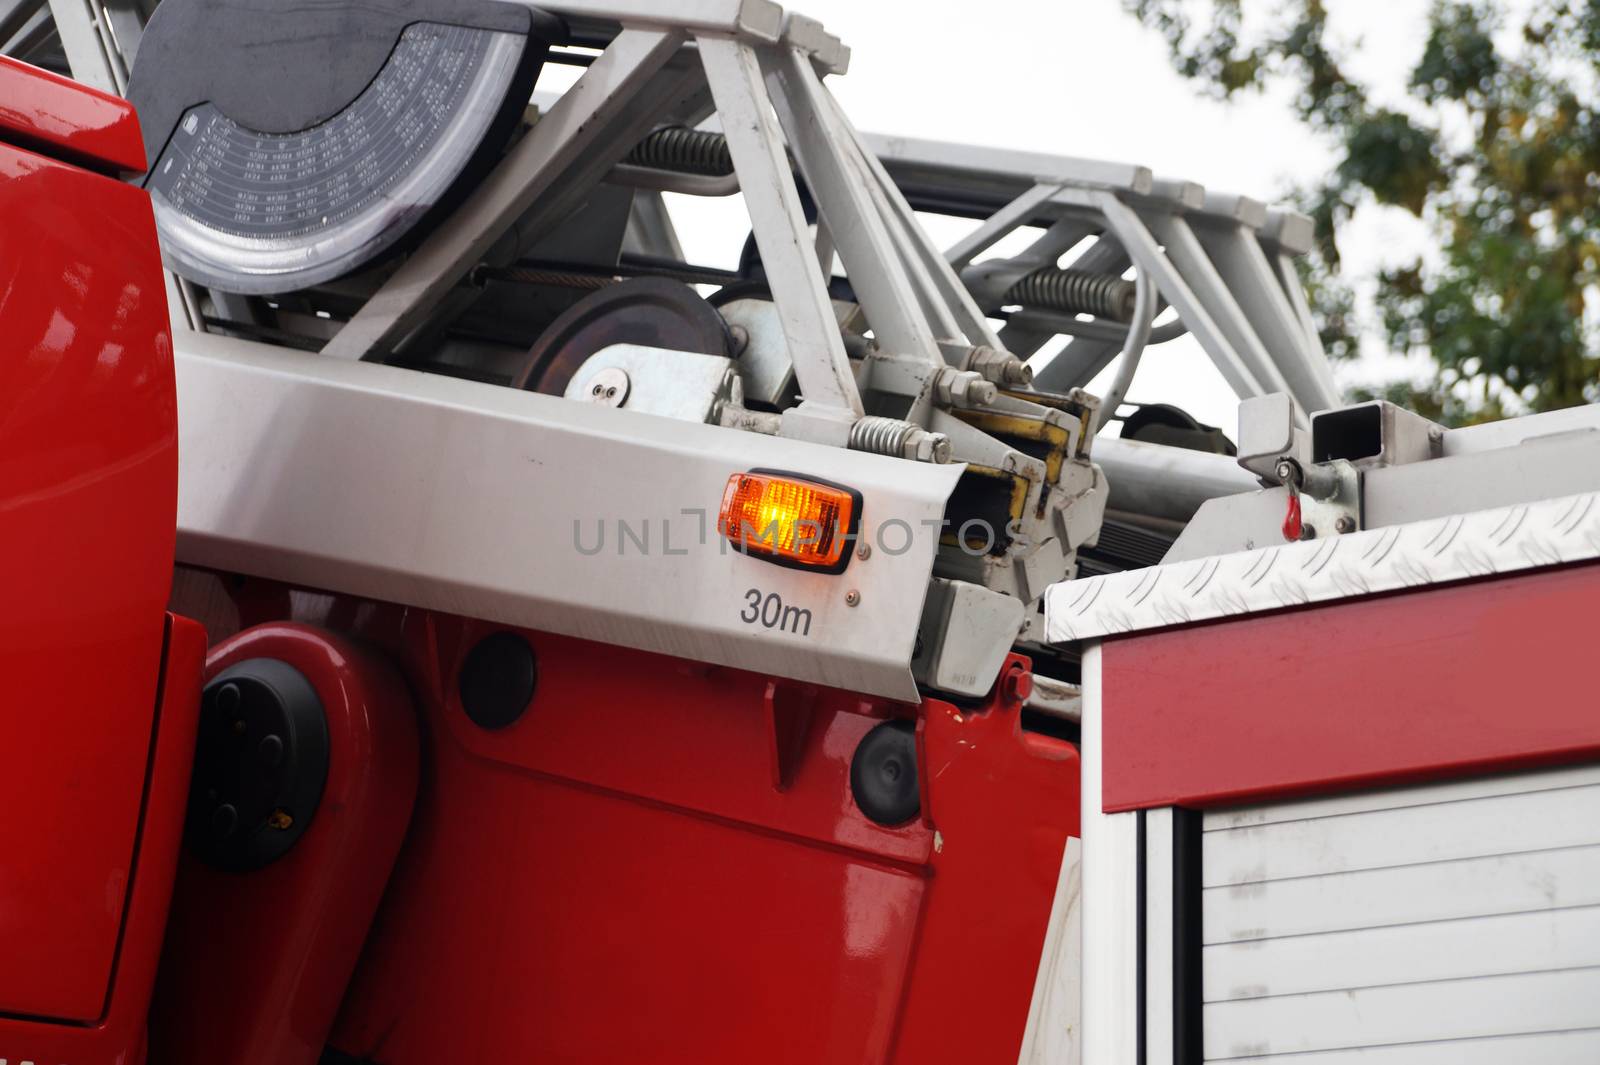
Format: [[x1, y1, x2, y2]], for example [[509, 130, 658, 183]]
[[1126, 0, 1600, 421]]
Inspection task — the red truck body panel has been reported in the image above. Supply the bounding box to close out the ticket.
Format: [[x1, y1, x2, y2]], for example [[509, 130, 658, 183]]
[[0, 56, 200, 1065], [164, 583, 1081, 1065], [0, 55, 147, 173], [0, 82, 175, 1024], [0, 615, 204, 1065], [1100, 560, 1600, 812]]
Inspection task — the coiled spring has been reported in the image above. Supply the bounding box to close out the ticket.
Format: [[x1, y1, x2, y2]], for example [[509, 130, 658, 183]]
[[625, 127, 733, 177], [1007, 267, 1136, 322], [849, 416, 917, 457]]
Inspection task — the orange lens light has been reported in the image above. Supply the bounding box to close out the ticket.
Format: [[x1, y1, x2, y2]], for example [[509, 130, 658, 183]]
[[718, 471, 858, 571]]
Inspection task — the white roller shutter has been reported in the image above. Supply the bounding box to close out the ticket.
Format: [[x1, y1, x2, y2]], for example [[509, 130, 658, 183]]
[[1201, 762, 1600, 1063]]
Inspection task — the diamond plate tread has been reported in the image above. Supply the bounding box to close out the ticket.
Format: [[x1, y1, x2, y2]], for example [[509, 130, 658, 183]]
[[1045, 492, 1600, 643]]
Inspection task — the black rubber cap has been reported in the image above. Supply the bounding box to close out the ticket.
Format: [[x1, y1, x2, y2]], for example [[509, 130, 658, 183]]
[[850, 720, 920, 827], [459, 632, 537, 729], [186, 658, 329, 872]]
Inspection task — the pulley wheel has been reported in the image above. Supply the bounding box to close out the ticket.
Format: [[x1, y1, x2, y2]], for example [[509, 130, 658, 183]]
[[511, 277, 734, 396], [127, 0, 563, 294]]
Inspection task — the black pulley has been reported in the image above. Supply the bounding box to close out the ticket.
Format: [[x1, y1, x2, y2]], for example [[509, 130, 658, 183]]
[[1121, 403, 1237, 456], [186, 658, 330, 872], [510, 277, 734, 396], [127, 0, 563, 294], [850, 720, 921, 827]]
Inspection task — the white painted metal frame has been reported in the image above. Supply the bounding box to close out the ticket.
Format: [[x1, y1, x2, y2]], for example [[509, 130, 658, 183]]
[[45, 0, 125, 91], [761, 43, 939, 370], [1079, 644, 1141, 1064], [14, 0, 1339, 438], [1144, 807, 1176, 1064], [1, 1, 53, 58], [22, 0, 1083, 700], [301, 4, 997, 437], [701, 33, 861, 418], [874, 135, 1341, 424], [174, 328, 961, 701]]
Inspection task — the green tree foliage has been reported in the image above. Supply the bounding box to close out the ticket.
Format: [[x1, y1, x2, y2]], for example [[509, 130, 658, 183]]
[[1127, 0, 1600, 421]]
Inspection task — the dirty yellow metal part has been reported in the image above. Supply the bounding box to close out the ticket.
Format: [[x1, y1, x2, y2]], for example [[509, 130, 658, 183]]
[[940, 464, 1030, 552], [999, 387, 1096, 458]]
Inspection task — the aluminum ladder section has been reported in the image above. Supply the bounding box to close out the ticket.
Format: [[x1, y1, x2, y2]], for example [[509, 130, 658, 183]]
[[866, 133, 1342, 428]]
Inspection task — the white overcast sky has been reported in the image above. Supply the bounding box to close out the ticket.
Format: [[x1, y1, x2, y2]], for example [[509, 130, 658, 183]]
[[643, 0, 1456, 436]]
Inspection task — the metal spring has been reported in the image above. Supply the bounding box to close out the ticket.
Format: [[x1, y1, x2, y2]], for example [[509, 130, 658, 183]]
[[625, 127, 733, 177], [849, 416, 916, 457], [1007, 267, 1136, 323], [479, 266, 616, 291]]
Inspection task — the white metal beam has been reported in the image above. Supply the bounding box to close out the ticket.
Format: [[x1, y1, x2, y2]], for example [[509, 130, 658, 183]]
[[701, 35, 862, 416], [778, 10, 847, 74], [758, 40, 941, 371], [46, 0, 119, 91], [1080, 644, 1141, 1065], [536, 0, 782, 41], [1082, 190, 1269, 405], [943, 182, 1058, 272], [864, 132, 1155, 196], [1146, 212, 1299, 412], [830, 88, 1003, 351], [174, 329, 958, 700], [1192, 219, 1340, 412], [0, 0, 45, 48]]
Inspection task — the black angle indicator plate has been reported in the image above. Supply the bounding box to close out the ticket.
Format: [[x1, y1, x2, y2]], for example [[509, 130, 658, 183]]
[[127, 0, 563, 295]]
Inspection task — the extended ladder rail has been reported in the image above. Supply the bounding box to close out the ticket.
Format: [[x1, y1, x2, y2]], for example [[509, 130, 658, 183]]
[[865, 134, 1341, 426]]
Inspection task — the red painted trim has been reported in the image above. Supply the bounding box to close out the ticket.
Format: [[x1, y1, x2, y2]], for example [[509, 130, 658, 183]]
[[0, 131, 174, 1026], [0, 613, 205, 1065], [0, 56, 147, 174], [1102, 561, 1600, 812], [890, 655, 1079, 1063]]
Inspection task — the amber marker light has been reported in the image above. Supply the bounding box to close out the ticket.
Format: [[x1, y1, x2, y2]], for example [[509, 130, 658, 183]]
[[718, 469, 861, 573]]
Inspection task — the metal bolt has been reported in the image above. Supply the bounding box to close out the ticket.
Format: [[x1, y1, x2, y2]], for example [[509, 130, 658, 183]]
[[1300, 523, 1317, 541], [1335, 514, 1357, 534], [845, 590, 861, 607], [585, 367, 630, 407], [1274, 458, 1300, 486], [857, 543, 871, 561]]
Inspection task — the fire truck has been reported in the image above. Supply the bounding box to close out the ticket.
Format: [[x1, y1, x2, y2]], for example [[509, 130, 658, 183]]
[[3, 1, 1598, 1062]]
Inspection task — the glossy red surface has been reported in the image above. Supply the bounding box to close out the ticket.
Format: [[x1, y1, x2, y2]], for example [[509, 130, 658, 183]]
[[216, 604, 1080, 1065], [166, 576, 1083, 1061], [0, 131, 174, 1021], [150, 623, 419, 1065], [893, 656, 1080, 1061], [0, 614, 206, 1065], [0, 55, 147, 174], [1101, 561, 1600, 812]]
